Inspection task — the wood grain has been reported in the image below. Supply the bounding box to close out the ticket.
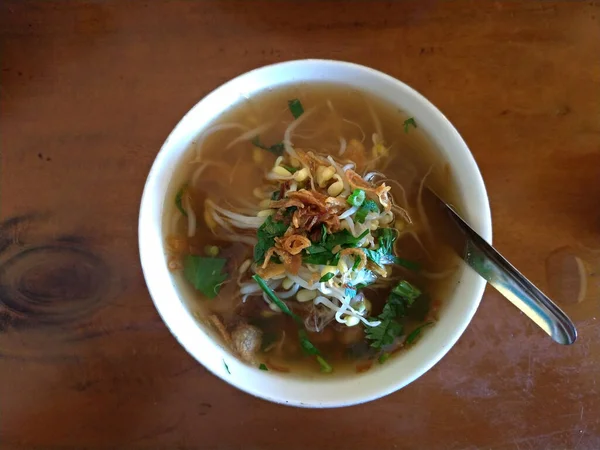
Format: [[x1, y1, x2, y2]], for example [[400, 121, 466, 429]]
[[1, 1, 599, 449]]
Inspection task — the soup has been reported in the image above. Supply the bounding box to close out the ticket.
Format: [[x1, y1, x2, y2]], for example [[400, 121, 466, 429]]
[[165, 84, 460, 375]]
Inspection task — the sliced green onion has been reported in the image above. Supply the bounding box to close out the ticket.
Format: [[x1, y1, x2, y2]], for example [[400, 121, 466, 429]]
[[405, 322, 433, 345], [258, 363, 269, 371], [316, 355, 333, 373], [347, 189, 366, 207], [253, 274, 302, 325], [319, 272, 335, 283]]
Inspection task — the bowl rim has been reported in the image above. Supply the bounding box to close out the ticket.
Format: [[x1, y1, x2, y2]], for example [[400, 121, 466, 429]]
[[139, 59, 493, 408]]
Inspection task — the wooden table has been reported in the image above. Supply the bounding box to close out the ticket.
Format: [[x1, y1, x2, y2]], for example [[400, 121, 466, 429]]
[[1, 1, 599, 449]]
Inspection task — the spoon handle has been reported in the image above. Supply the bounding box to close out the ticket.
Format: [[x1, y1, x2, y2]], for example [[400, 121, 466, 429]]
[[446, 204, 577, 345]]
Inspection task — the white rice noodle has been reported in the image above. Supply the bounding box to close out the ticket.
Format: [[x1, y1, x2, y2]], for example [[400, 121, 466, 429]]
[[194, 123, 249, 159], [342, 163, 355, 172], [366, 101, 384, 143], [286, 273, 319, 291], [226, 122, 274, 149], [338, 137, 347, 156], [343, 217, 356, 236], [417, 166, 433, 238], [209, 210, 235, 233], [338, 205, 358, 220], [288, 181, 298, 192], [276, 283, 300, 299], [191, 163, 207, 187], [240, 282, 264, 295], [314, 296, 381, 327], [207, 200, 266, 228], [283, 108, 316, 159], [342, 118, 366, 143], [183, 195, 197, 237]]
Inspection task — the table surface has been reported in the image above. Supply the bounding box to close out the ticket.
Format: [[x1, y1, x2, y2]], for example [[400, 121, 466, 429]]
[[1, 1, 599, 449]]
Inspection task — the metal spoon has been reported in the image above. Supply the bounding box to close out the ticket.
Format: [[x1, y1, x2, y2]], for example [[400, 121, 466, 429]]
[[425, 188, 577, 345]]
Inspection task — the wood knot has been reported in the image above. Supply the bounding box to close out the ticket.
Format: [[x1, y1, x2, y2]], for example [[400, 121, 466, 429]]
[[0, 245, 109, 327]]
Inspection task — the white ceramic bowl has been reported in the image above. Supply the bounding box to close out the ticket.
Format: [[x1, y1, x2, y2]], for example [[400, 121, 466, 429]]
[[139, 60, 492, 408]]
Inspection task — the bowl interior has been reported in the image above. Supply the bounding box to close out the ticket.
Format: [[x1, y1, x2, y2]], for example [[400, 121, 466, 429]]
[[139, 60, 492, 407]]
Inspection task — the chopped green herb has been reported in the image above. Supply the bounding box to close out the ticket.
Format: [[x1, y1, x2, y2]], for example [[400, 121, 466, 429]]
[[204, 245, 219, 257], [254, 216, 288, 263], [175, 185, 188, 217], [288, 98, 304, 119], [253, 275, 332, 373], [392, 256, 421, 271], [405, 322, 433, 345], [364, 228, 419, 270], [252, 136, 285, 156], [365, 280, 422, 349], [316, 355, 333, 373], [302, 251, 340, 266], [320, 223, 327, 245], [282, 165, 298, 173], [403, 117, 417, 133], [271, 190, 281, 201], [355, 199, 379, 223], [253, 274, 302, 325], [324, 229, 369, 251], [259, 363, 269, 371], [319, 272, 335, 283], [378, 352, 391, 364], [352, 255, 361, 271], [183, 255, 228, 299], [223, 360, 230, 374], [347, 189, 366, 207], [365, 313, 403, 349], [306, 245, 327, 254], [392, 280, 422, 302]]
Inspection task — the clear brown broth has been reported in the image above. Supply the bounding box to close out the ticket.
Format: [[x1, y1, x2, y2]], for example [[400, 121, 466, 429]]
[[164, 83, 462, 375]]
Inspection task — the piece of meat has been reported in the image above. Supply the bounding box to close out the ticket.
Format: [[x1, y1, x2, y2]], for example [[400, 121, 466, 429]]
[[231, 324, 263, 363]]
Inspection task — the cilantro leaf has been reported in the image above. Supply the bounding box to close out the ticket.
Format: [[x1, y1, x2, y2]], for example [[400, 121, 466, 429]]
[[403, 117, 417, 133], [175, 185, 188, 217], [252, 136, 285, 156], [355, 199, 379, 223], [364, 228, 420, 270], [288, 98, 304, 119], [302, 251, 340, 266], [254, 216, 288, 263], [324, 229, 369, 251], [365, 280, 422, 349], [184, 256, 228, 299], [365, 316, 403, 348], [259, 363, 269, 371]]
